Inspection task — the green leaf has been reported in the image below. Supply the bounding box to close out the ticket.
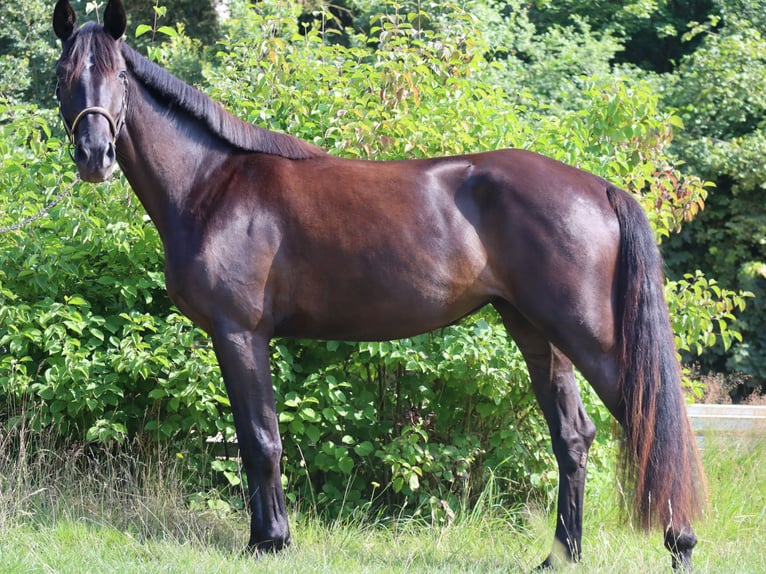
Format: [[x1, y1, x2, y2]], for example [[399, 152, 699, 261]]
[[157, 26, 178, 38], [392, 476, 404, 493], [135, 24, 153, 38], [289, 419, 304, 435], [354, 441, 375, 457], [337, 456, 354, 475], [300, 407, 319, 422], [278, 411, 294, 423], [306, 425, 321, 443], [224, 471, 241, 487]]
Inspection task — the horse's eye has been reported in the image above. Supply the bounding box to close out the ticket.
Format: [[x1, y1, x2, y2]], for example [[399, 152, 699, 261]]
[[118, 70, 127, 81]]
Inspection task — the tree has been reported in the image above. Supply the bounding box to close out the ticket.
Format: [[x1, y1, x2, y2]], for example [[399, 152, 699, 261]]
[[663, 11, 766, 392], [527, 0, 717, 72], [0, 0, 60, 105]]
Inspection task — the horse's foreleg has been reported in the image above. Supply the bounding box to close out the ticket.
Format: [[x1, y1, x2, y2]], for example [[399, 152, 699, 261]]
[[212, 324, 289, 553], [495, 303, 596, 567]]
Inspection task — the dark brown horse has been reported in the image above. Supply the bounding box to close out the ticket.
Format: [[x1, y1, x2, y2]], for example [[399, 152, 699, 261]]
[[52, 0, 705, 568]]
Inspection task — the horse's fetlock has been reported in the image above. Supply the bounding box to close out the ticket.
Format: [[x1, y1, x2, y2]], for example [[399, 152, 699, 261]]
[[249, 534, 290, 556]]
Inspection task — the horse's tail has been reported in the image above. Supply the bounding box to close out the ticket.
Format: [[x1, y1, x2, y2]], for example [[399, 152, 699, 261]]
[[606, 185, 705, 533]]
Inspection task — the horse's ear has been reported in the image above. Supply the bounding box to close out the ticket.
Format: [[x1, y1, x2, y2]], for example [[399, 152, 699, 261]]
[[53, 0, 77, 42], [103, 0, 127, 41]]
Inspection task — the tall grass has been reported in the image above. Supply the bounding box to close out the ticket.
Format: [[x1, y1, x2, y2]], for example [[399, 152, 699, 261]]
[[0, 425, 764, 573], [0, 426, 248, 573]]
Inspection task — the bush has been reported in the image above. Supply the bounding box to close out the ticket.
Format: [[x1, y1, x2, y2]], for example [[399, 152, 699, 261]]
[[0, 102, 232, 460], [0, 0, 748, 518]]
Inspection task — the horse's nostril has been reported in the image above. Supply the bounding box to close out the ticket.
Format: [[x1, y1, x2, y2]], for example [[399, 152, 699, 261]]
[[74, 144, 90, 164], [104, 141, 116, 166]]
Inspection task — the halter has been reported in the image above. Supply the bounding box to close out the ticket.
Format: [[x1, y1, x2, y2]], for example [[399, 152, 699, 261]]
[[57, 74, 128, 162]]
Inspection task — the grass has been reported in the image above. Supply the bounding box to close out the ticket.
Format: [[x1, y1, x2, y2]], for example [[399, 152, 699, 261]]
[[0, 431, 764, 573]]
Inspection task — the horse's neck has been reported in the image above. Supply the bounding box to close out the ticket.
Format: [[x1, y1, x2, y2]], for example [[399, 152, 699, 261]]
[[116, 82, 231, 240]]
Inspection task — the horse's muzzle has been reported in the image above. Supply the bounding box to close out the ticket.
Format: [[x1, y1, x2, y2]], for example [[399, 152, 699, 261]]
[[74, 139, 117, 183]]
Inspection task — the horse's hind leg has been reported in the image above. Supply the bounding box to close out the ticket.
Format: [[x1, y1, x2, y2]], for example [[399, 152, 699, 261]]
[[494, 301, 596, 567]]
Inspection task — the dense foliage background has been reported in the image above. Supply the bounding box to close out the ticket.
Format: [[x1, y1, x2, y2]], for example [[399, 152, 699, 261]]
[[0, 0, 759, 517]]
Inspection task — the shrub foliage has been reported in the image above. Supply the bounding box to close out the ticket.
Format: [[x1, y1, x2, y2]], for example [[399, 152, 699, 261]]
[[0, 0, 748, 516]]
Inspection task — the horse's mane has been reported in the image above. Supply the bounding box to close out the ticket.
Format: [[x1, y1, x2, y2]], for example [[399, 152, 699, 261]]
[[61, 23, 325, 159]]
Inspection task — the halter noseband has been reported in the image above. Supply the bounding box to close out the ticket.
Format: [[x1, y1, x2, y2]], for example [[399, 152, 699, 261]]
[[57, 74, 128, 161]]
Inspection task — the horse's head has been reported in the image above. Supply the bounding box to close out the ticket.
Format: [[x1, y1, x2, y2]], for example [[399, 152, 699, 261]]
[[53, 0, 128, 183]]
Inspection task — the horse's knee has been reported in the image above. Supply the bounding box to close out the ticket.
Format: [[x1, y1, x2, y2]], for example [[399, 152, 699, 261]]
[[240, 433, 283, 473], [256, 436, 283, 464]]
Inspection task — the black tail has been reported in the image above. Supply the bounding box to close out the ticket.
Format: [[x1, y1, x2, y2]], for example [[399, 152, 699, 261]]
[[606, 185, 705, 532]]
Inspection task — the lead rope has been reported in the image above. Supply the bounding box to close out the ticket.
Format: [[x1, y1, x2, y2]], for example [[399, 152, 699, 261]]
[[0, 176, 79, 233]]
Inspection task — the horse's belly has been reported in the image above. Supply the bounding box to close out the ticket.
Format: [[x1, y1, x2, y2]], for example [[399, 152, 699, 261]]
[[272, 276, 494, 341]]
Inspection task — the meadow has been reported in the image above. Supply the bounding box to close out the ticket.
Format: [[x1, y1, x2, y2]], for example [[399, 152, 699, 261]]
[[0, 431, 764, 574]]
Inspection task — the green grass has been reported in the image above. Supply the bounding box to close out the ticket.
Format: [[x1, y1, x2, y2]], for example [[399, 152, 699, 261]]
[[1, 433, 764, 573]]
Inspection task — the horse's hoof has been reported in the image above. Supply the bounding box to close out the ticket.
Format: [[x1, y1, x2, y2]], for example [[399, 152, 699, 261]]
[[246, 536, 290, 557], [534, 556, 555, 570]]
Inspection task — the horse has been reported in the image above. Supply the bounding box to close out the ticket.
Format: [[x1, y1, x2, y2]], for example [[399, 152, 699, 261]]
[[52, 0, 705, 568]]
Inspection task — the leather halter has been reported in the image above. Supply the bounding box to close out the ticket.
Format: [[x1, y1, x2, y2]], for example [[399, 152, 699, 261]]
[[57, 75, 128, 160]]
